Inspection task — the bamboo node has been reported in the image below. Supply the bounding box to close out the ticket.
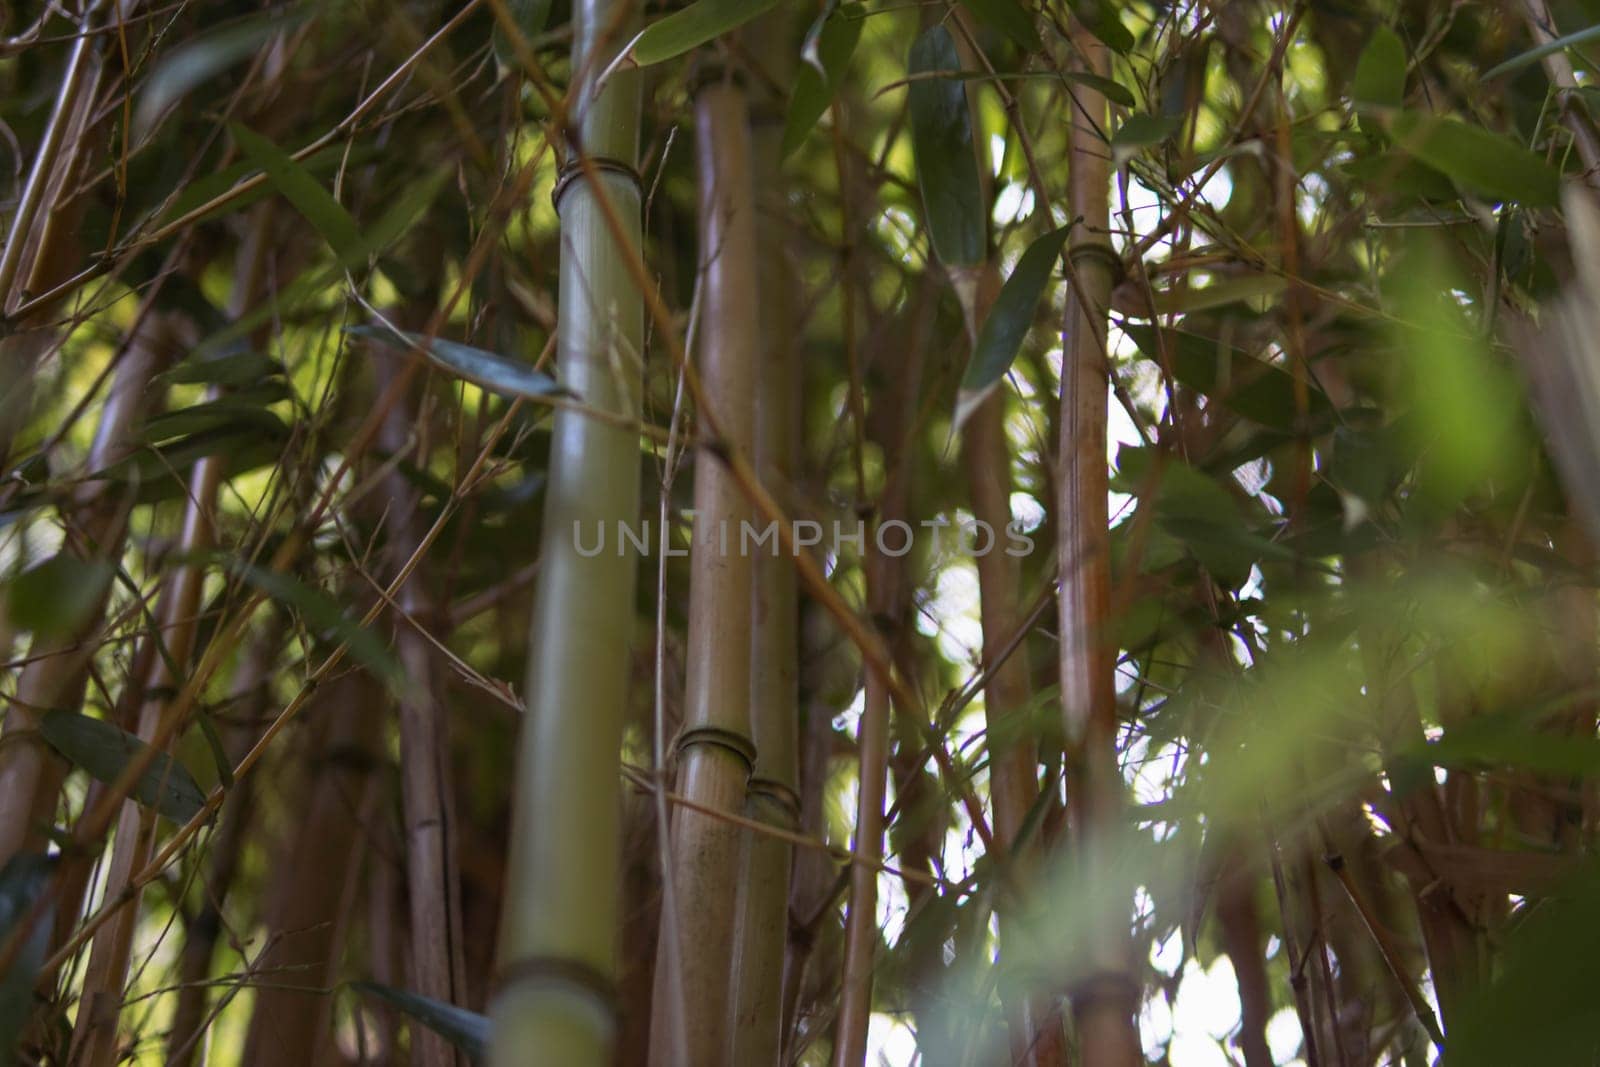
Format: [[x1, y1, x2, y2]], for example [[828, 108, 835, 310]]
[[551, 156, 643, 213], [673, 724, 757, 769], [493, 955, 619, 1021], [1066, 241, 1124, 285], [747, 776, 802, 825]]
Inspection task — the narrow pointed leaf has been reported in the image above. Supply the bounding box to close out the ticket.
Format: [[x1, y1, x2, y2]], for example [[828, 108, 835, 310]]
[[1387, 111, 1560, 205], [137, 17, 301, 136], [347, 325, 572, 401], [353, 982, 489, 1058], [39, 712, 207, 822], [1062, 70, 1136, 108], [960, 0, 1041, 51], [624, 0, 782, 68], [1066, 0, 1134, 53], [493, 0, 554, 71], [1485, 22, 1600, 80], [221, 557, 404, 691], [231, 123, 363, 260], [955, 225, 1070, 429], [783, 4, 863, 158], [1353, 26, 1406, 107], [909, 25, 984, 267], [8, 556, 113, 638]]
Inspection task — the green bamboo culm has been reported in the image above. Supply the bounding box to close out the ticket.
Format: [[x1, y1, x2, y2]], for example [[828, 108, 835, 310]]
[[488, 1, 643, 1063]]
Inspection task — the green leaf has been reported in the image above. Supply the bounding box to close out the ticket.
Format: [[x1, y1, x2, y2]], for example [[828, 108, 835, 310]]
[[230, 124, 364, 260], [136, 16, 303, 137], [141, 393, 291, 445], [1392, 257, 1524, 503], [346, 326, 572, 402], [959, 0, 1041, 51], [1066, 0, 1134, 53], [38, 712, 207, 822], [1149, 273, 1287, 315], [1352, 26, 1406, 107], [908, 25, 985, 268], [222, 558, 405, 692], [624, 0, 782, 68], [1110, 113, 1180, 165], [352, 982, 489, 1058], [782, 4, 863, 159], [493, 0, 554, 72], [1484, 22, 1600, 80], [1062, 70, 1136, 109], [955, 225, 1069, 428], [1387, 111, 1560, 206], [8, 556, 113, 638], [159, 349, 284, 389], [1122, 325, 1333, 433], [0, 855, 52, 1063]]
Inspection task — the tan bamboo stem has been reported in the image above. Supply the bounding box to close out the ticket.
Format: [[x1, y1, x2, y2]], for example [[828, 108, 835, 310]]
[[961, 387, 1062, 1065], [241, 671, 385, 1067], [834, 290, 933, 1067], [1058, 24, 1142, 1066], [731, 23, 803, 1061], [165, 625, 281, 1066], [0, 312, 173, 868], [377, 345, 467, 1067], [488, 0, 643, 1062], [70, 448, 225, 1067], [0, 0, 106, 308], [72, 201, 276, 1067], [648, 69, 762, 1066]]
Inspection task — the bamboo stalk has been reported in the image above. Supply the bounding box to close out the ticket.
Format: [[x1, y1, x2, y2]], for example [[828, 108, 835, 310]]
[[961, 386, 1064, 1065], [72, 201, 277, 1067], [0, 0, 106, 309], [834, 288, 933, 1067], [377, 343, 467, 1067], [731, 22, 803, 1061], [165, 623, 282, 1066], [1057, 24, 1143, 1066], [488, 0, 643, 1062], [241, 671, 386, 1067], [69, 442, 225, 1067], [0, 311, 173, 868], [647, 68, 763, 1066]]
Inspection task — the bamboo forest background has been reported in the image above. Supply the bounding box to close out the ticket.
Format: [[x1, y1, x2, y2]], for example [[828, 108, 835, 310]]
[[4, 0, 1600, 1064]]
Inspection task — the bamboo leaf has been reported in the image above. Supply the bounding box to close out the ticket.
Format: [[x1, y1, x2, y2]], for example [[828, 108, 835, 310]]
[[7, 556, 113, 638], [1387, 111, 1561, 205], [909, 25, 985, 268], [1062, 70, 1136, 108], [136, 16, 302, 137], [352, 981, 489, 1059], [1149, 272, 1287, 314], [622, 0, 782, 68], [782, 4, 863, 159], [493, 0, 554, 72], [223, 558, 405, 692], [38, 712, 207, 822], [959, 0, 1041, 51], [0, 855, 52, 1062], [1065, 0, 1134, 53], [1110, 113, 1180, 165], [230, 123, 364, 260], [1484, 22, 1600, 80], [954, 225, 1069, 430], [1352, 26, 1406, 107], [346, 325, 572, 401], [158, 349, 284, 389]]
